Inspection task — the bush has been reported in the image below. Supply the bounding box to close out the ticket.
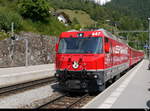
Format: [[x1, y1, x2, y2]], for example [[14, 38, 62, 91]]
[[0, 31, 9, 40], [18, 0, 50, 22], [0, 7, 23, 32], [21, 17, 69, 36]]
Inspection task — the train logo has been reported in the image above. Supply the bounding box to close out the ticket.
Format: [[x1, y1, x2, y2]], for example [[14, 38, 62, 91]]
[[72, 61, 79, 69]]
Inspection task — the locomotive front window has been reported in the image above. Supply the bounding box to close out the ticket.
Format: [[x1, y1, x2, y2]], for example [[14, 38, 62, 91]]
[[58, 37, 103, 54]]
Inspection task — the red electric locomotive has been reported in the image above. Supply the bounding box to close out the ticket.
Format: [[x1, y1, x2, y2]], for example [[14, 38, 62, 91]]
[[55, 29, 144, 93]]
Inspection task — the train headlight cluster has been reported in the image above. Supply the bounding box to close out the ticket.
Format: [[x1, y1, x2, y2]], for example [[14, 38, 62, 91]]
[[55, 73, 59, 78], [86, 73, 99, 79]]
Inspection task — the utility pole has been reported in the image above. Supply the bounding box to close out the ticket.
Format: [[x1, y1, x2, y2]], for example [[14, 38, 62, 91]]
[[10, 22, 29, 67], [11, 22, 14, 37], [148, 18, 150, 69], [127, 33, 129, 44], [114, 22, 118, 35], [25, 38, 29, 67], [11, 22, 14, 66], [95, 22, 97, 28]]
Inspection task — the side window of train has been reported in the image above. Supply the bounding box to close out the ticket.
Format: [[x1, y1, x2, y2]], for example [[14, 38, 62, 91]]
[[110, 41, 113, 54], [105, 37, 109, 43], [105, 37, 110, 53]]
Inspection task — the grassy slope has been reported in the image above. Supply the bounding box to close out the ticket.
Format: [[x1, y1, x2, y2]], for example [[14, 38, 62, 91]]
[[58, 9, 96, 27], [0, 0, 96, 38], [21, 18, 69, 36], [0, 0, 69, 37]]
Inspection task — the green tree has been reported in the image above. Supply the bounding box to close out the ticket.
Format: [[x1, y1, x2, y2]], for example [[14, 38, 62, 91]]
[[18, 0, 50, 22]]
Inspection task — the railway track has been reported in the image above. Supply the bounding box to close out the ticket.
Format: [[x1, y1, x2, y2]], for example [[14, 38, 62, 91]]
[[37, 93, 95, 109], [35, 64, 138, 109], [35, 63, 140, 109], [0, 77, 56, 96]]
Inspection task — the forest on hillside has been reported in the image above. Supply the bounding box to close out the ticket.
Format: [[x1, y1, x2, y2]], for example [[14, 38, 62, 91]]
[[0, 0, 149, 50], [49, 0, 149, 50], [106, 0, 150, 28]]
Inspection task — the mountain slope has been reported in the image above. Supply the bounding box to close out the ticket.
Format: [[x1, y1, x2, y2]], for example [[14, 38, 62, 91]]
[[57, 9, 95, 27], [106, 0, 150, 19]]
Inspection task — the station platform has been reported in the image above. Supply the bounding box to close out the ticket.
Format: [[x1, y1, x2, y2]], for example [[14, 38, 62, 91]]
[[83, 60, 150, 108], [0, 64, 54, 88]]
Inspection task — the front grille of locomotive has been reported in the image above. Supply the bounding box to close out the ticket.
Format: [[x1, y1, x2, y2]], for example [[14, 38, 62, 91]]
[[65, 71, 87, 79], [56, 69, 88, 79], [56, 70, 99, 80]]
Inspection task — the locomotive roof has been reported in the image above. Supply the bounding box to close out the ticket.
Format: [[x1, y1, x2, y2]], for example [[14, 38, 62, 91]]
[[60, 29, 144, 54], [63, 28, 119, 40], [61, 28, 126, 44], [95, 29, 118, 39]]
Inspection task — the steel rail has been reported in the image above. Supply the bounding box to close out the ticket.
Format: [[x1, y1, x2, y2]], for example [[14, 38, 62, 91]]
[[37, 94, 67, 109], [66, 94, 89, 109], [0, 77, 56, 95], [37, 93, 93, 109]]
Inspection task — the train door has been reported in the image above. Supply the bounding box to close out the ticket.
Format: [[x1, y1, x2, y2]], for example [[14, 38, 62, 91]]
[[104, 37, 113, 80]]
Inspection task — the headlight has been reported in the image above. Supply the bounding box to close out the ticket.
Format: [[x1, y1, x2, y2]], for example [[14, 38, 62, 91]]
[[55, 73, 59, 78], [86, 73, 98, 79], [93, 74, 98, 79]]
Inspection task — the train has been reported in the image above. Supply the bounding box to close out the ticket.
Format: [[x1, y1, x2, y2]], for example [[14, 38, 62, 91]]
[[54, 29, 144, 93]]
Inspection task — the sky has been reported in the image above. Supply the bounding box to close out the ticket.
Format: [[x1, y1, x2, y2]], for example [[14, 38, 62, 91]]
[[93, 0, 111, 5]]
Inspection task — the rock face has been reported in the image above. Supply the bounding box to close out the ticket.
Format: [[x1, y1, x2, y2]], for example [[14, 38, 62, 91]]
[[0, 32, 58, 68]]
